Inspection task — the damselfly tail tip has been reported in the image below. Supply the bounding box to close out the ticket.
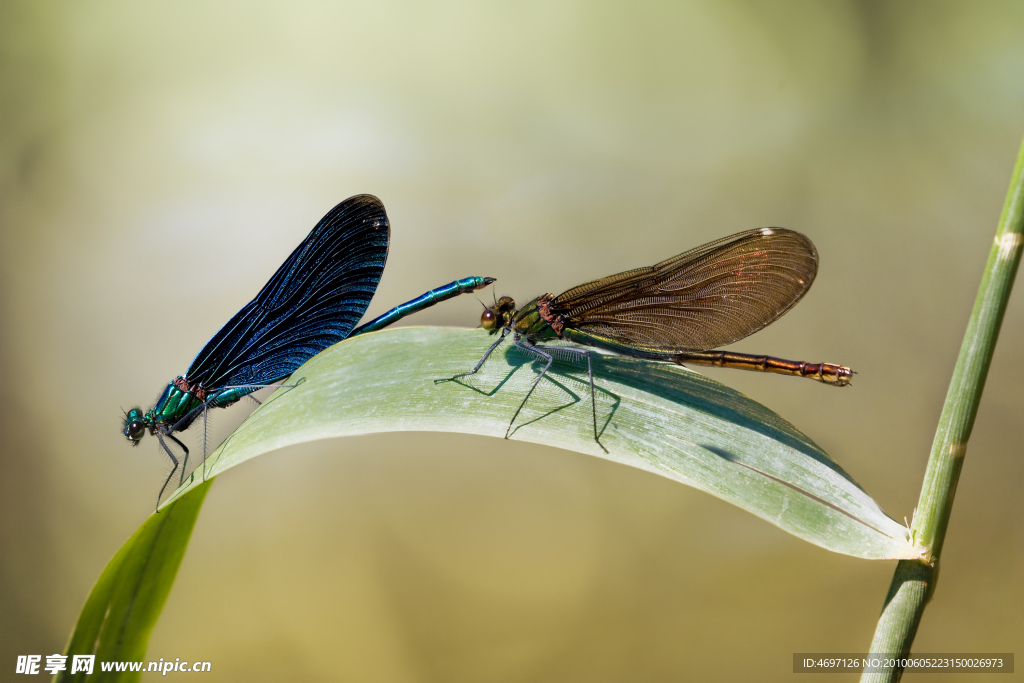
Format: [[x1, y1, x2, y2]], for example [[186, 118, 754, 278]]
[[483, 277, 496, 286]]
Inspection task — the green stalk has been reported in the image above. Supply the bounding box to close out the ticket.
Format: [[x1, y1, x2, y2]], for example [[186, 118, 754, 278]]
[[860, 135, 1024, 682]]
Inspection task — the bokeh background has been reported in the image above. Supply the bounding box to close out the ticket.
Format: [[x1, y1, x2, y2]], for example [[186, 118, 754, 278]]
[[2, 1, 1023, 681]]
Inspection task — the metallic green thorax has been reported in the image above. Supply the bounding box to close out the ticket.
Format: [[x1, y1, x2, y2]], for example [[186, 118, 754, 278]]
[[483, 294, 573, 344], [511, 298, 558, 340], [151, 380, 202, 425], [483, 295, 559, 342], [123, 378, 251, 444]]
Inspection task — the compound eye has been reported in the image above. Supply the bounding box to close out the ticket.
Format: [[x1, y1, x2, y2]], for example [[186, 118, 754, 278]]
[[481, 308, 498, 331], [127, 420, 145, 441]]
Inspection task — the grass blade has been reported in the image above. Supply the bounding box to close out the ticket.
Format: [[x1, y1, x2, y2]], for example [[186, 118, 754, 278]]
[[163, 326, 914, 560]]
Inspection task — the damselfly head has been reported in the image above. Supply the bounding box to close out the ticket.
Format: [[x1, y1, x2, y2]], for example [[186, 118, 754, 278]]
[[124, 407, 147, 445], [481, 296, 516, 334]]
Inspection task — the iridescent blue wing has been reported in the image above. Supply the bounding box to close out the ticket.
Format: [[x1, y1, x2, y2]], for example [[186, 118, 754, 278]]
[[184, 194, 389, 389]]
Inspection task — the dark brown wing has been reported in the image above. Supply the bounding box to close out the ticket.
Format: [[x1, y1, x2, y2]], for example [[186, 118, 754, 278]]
[[550, 228, 818, 352]]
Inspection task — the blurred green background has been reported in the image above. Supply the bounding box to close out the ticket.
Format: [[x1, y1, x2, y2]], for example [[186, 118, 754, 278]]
[[2, 1, 1022, 681]]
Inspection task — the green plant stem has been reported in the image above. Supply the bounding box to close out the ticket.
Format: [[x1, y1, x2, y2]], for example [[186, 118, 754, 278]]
[[861, 135, 1024, 683]]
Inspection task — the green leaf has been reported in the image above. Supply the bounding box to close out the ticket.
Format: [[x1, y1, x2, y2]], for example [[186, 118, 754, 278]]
[[57, 479, 212, 683], [162, 326, 917, 560]]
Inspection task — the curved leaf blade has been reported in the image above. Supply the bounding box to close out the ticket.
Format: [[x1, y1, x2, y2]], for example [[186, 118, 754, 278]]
[[163, 327, 916, 560], [58, 480, 212, 683]]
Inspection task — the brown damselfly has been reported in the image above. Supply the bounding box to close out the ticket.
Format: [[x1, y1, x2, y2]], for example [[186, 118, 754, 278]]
[[437, 228, 852, 451]]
